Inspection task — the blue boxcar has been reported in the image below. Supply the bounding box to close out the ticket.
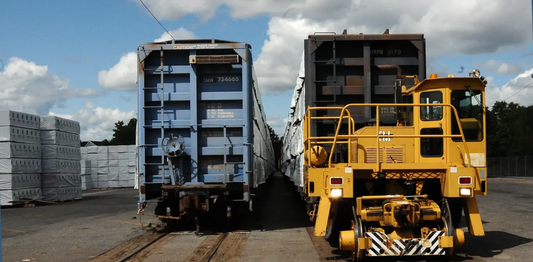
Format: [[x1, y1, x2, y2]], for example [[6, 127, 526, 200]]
[[136, 39, 275, 227]]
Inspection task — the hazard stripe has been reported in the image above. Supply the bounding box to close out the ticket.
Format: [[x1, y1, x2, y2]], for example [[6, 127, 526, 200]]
[[407, 242, 420, 255], [369, 232, 394, 255], [363, 231, 447, 257], [378, 232, 396, 256], [389, 240, 402, 254], [368, 237, 380, 256], [430, 237, 440, 252]]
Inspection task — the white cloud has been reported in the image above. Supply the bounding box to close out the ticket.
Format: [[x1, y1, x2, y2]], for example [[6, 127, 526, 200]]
[[140, 0, 530, 55], [154, 27, 197, 42], [204, 0, 529, 95], [97, 52, 137, 91], [0, 57, 99, 115], [267, 114, 288, 136], [99, 27, 197, 91], [254, 16, 329, 94], [137, 0, 532, 96], [479, 60, 523, 75], [140, 0, 364, 21], [496, 64, 523, 75], [50, 102, 136, 141], [486, 69, 533, 108]]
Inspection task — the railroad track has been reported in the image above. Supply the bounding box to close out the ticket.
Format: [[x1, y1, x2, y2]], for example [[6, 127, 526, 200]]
[[88, 229, 250, 262]]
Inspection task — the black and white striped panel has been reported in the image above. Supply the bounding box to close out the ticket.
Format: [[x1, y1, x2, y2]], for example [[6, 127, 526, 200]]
[[426, 231, 446, 255], [365, 231, 446, 257]]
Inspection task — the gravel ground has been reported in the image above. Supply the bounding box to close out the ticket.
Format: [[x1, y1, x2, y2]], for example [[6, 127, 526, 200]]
[[2, 176, 533, 262], [454, 177, 533, 262], [1, 188, 147, 262]]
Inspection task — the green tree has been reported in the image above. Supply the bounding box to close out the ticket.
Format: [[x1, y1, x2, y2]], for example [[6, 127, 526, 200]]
[[102, 118, 137, 145], [267, 124, 283, 169], [486, 102, 533, 157]]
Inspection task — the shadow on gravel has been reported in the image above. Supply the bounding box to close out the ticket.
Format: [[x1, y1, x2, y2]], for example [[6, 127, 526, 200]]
[[247, 171, 314, 231], [161, 171, 315, 233], [456, 231, 533, 259]]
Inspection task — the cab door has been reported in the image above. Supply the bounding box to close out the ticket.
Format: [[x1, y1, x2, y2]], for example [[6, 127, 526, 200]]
[[416, 89, 447, 164]]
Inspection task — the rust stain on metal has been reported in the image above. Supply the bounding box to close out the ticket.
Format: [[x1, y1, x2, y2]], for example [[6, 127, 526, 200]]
[[346, 76, 364, 86], [138, 59, 145, 76], [376, 64, 402, 78]]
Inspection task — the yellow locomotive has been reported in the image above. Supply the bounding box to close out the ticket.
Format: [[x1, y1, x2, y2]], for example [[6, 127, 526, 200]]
[[304, 70, 488, 260]]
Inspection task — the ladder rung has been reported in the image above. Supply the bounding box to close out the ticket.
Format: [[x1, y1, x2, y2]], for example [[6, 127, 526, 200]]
[[141, 144, 159, 147], [144, 106, 164, 109], [144, 163, 166, 166]]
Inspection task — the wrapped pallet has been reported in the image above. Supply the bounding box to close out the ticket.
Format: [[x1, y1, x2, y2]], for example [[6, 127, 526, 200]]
[[0, 110, 43, 206], [79, 144, 137, 189], [40, 116, 82, 202]]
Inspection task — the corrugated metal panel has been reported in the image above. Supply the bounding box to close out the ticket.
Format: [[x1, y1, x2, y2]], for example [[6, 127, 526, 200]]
[[283, 31, 426, 190], [137, 40, 275, 202], [366, 147, 404, 163], [305, 32, 426, 137]]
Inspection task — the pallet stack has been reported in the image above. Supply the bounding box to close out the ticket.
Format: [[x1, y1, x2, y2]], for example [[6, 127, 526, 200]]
[[109, 145, 136, 188], [96, 146, 109, 189], [0, 110, 43, 206], [40, 116, 82, 201], [80, 145, 137, 189], [80, 158, 92, 190]]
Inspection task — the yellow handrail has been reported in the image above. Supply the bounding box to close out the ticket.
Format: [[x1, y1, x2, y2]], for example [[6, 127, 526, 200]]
[[305, 107, 354, 169], [304, 103, 472, 171]]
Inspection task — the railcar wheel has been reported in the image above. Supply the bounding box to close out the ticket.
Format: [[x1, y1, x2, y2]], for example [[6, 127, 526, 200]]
[[353, 216, 366, 262], [441, 198, 456, 259]]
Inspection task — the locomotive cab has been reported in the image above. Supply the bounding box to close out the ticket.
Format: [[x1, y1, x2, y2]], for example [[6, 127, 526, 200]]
[[303, 69, 489, 260]]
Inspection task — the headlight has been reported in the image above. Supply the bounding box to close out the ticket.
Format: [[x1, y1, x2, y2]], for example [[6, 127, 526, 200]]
[[469, 69, 480, 77], [460, 188, 471, 196], [331, 189, 343, 197]]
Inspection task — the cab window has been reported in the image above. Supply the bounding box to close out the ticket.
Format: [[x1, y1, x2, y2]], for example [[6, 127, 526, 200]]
[[451, 89, 483, 142], [420, 91, 443, 121], [420, 128, 443, 157]]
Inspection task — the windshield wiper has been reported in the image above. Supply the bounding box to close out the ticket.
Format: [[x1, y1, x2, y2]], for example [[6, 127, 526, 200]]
[[466, 85, 481, 105]]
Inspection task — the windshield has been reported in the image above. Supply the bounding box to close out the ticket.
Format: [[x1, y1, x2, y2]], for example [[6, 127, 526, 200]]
[[451, 89, 484, 142]]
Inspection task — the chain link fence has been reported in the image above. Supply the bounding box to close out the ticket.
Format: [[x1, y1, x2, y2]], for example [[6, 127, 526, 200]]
[[487, 156, 533, 177]]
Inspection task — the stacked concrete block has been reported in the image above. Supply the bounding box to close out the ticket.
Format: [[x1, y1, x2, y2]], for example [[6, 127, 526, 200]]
[[127, 146, 137, 188], [81, 146, 98, 189], [108, 145, 137, 188], [0, 110, 43, 206], [96, 146, 109, 188], [80, 159, 92, 190], [80, 145, 137, 189], [40, 116, 82, 201]]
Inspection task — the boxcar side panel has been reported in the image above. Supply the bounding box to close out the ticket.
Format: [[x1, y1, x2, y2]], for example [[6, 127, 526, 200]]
[[283, 32, 426, 190], [137, 40, 274, 206]]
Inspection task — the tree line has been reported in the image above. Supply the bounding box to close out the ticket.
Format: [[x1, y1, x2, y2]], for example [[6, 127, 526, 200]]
[[486, 101, 533, 157], [99, 100, 531, 159]]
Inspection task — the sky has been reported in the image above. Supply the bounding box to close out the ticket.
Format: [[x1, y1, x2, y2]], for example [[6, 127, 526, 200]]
[[1, 0, 532, 140]]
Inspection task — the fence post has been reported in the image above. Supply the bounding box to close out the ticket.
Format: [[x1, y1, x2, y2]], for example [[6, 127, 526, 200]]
[[500, 157, 502, 177], [507, 156, 509, 177]]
